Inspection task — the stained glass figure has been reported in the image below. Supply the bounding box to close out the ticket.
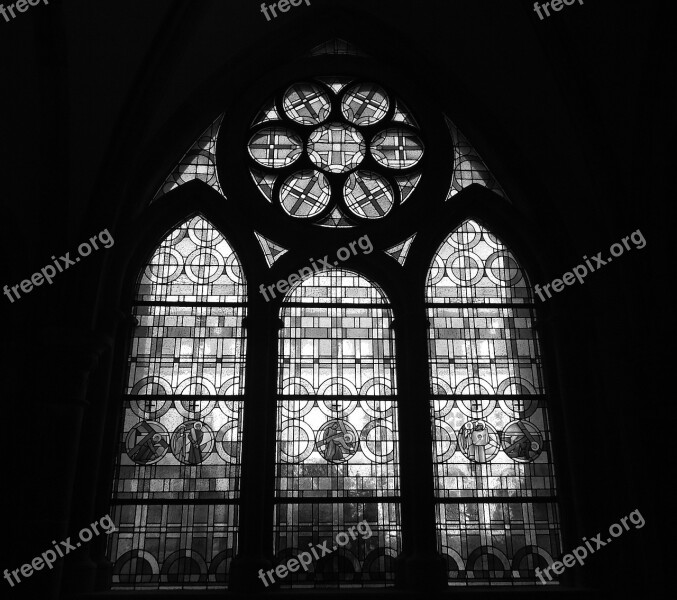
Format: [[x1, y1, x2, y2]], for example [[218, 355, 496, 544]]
[[154, 114, 225, 201], [108, 216, 246, 589], [275, 269, 401, 587], [426, 219, 561, 585]]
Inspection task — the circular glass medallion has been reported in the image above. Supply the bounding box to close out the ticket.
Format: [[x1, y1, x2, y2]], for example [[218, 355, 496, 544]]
[[501, 420, 544, 462], [485, 251, 524, 286], [248, 127, 302, 168], [280, 170, 331, 218], [344, 171, 394, 219], [457, 420, 500, 463], [341, 83, 390, 126], [308, 123, 366, 173], [126, 421, 170, 465], [370, 128, 424, 169], [315, 419, 360, 463], [283, 83, 331, 125], [170, 421, 214, 465]]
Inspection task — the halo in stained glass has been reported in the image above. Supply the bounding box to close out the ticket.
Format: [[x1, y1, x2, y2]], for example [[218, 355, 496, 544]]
[[370, 128, 424, 169], [344, 171, 394, 219], [308, 123, 366, 173], [457, 420, 500, 463], [248, 127, 303, 168], [341, 83, 390, 126], [280, 170, 331, 218], [315, 419, 360, 463], [283, 83, 331, 125], [170, 421, 214, 465]]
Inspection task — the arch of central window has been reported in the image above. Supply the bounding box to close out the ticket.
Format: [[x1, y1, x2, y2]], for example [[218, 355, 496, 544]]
[[107, 215, 246, 589], [275, 268, 401, 587], [426, 219, 562, 585]]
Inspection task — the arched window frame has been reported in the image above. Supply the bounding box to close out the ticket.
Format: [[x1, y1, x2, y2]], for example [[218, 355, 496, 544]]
[[93, 35, 576, 594]]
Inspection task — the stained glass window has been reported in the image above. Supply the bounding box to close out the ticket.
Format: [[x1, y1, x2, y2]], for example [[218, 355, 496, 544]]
[[107, 215, 247, 589], [248, 78, 424, 227], [275, 269, 401, 587], [426, 220, 561, 585]]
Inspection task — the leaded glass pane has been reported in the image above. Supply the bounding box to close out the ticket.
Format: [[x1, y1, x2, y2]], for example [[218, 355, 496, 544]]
[[247, 78, 424, 226], [437, 502, 561, 586], [308, 124, 366, 173], [283, 83, 332, 125], [154, 114, 224, 201], [109, 216, 246, 589], [108, 504, 238, 589], [445, 117, 507, 200], [370, 128, 424, 169], [344, 171, 394, 219], [248, 127, 303, 168], [280, 170, 331, 218], [427, 220, 561, 585], [275, 269, 400, 587], [341, 83, 390, 126], [426, 220, 530, 304]]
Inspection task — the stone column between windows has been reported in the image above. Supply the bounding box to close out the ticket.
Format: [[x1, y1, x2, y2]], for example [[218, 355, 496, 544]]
[[392, 312, 448, 590], [228, 305, 279, 591]]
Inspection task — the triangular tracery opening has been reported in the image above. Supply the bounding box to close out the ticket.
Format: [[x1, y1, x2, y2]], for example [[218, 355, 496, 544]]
[[309, 39, 368, 57], [385, 234, 416, 266], [445, 117, 508, 201], [250, 169, 277, 203], [317, 206, 354, 228], [153, 114, 225, 201], [316, 76, 353, 94], [254, 231, 289, 267]]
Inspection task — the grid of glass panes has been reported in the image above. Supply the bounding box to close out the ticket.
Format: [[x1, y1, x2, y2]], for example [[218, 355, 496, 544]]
[[275, 269, 401, 587], [426, 220, 561, 585], [108, 216, 246, 589]]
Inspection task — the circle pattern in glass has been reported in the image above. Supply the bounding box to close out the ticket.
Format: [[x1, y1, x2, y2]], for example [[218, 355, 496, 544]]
[[341, 83, 390, 126], [280, 170, 331, 218], [307, 123, 366, 173], [247, 78, 425, 225], [283, 83, 331, 125], [371, 128, 424, 169], [248, 127, 303, 168], [344, 171, 394, 219]]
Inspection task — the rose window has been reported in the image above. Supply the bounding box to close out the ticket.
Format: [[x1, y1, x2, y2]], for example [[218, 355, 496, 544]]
[[247, 78, 424, 227]]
